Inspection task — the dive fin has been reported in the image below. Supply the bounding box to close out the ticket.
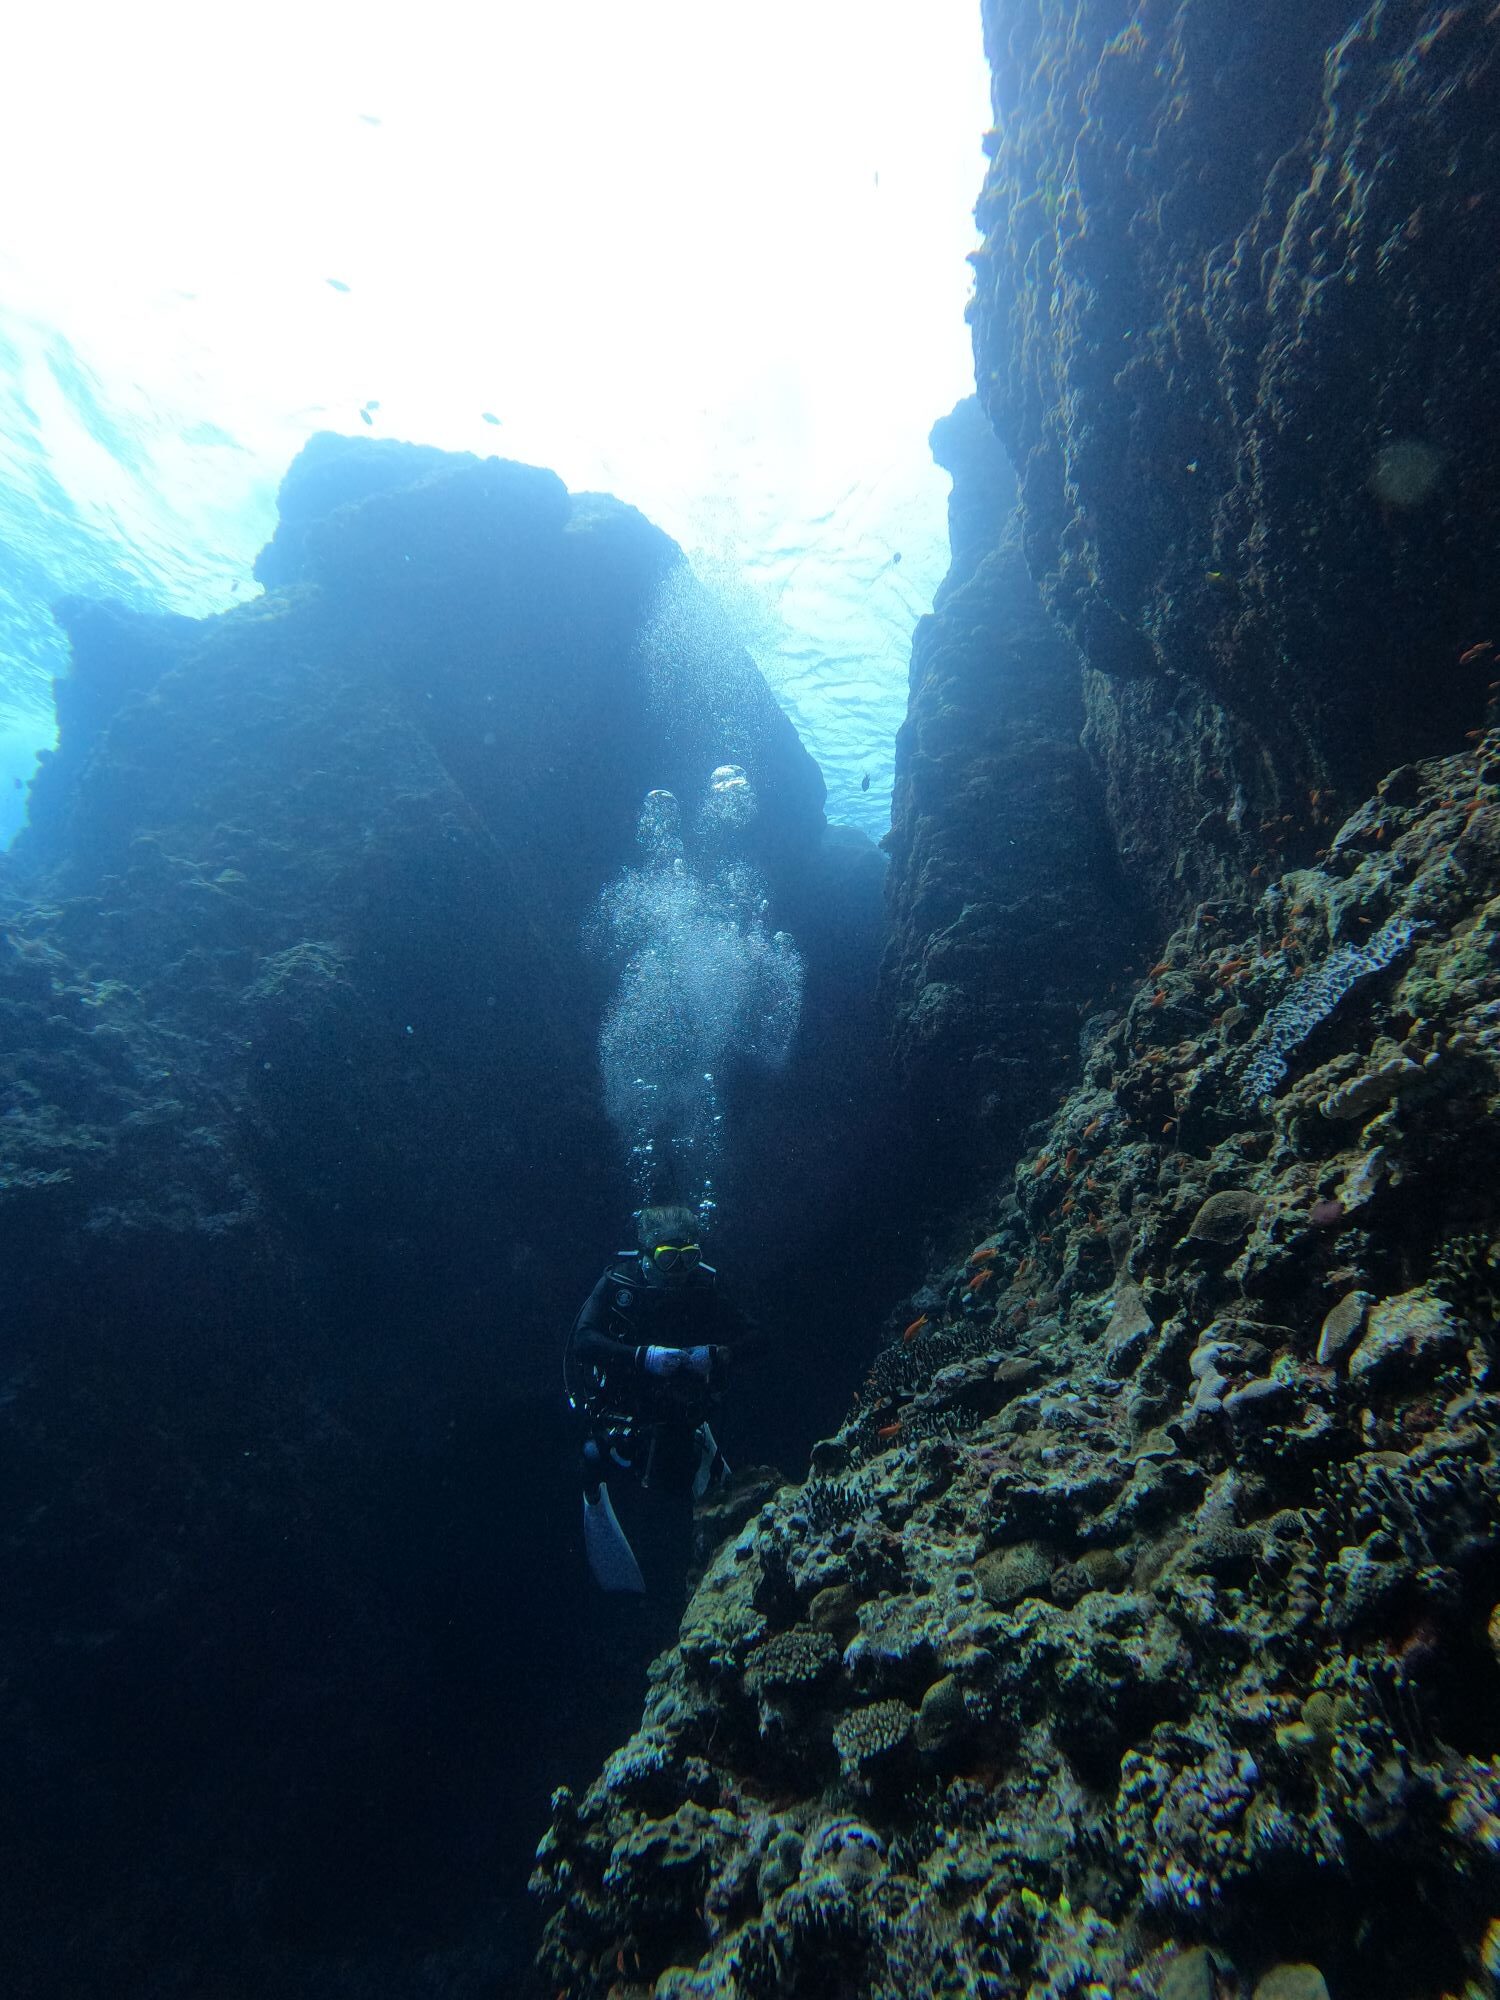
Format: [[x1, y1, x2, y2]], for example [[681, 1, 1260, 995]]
[[692, 1422, 731, 1499], [583, 1483, 646, 1593]]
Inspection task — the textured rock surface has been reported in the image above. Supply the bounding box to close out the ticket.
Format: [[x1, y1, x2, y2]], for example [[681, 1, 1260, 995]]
[[6, 440, 841, 1394], [880, 398, 1141, 1188], [536, 13, 1500, 1994], [533, 725, 1500, 1997], [971, 0, 1500, 924]]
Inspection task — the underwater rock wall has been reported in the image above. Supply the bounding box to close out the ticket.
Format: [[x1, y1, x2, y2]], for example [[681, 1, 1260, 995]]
[[0, 437, 888, 1993], [6, 438, 836, 1396], [972, 0, 1500, 925], [533, 687, 1500, 2000], [881, 398, 1141, 1190], [533, 12, 1500, 1994]]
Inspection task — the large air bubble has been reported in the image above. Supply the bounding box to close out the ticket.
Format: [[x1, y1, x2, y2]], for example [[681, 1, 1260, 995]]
[[700, 763, 755, 844]]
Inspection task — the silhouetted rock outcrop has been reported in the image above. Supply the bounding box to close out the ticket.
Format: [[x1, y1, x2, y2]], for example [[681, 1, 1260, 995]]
[[0, 436, 893, 1995]]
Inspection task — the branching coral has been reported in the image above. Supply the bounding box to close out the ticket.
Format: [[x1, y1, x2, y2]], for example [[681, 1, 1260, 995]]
[[832, 1699, 916, 1791], [743, 1628, 841, 1702], [792, 1478, 863, 1536], [1432, 1230, 1500, 1326]]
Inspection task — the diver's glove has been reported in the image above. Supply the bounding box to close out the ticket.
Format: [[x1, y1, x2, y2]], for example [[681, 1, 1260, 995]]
[[639, 1344, 725, 1385]]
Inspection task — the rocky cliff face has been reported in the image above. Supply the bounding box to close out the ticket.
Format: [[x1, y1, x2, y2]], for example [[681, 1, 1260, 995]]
[[7, 439, 844, 1395], [971, 0, 1500, 926], [881, 398, 1141, 1194], [0, 437, 892, 1993], [534, 9, 1500, 1997], [533, 688, 1500, 2000]]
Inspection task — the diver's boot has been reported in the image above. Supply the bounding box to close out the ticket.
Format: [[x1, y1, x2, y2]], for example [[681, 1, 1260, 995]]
[[583, 1481, 646, 1593]]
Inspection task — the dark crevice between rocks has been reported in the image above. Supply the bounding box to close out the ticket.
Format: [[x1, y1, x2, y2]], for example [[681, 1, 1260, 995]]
[[880, 397, 1149, 1219]]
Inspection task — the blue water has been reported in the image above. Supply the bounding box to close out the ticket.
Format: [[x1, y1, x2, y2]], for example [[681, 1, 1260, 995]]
[[0, 321, 959, 851], [0, 309, 276, 842], [0, 1, 989, 847]]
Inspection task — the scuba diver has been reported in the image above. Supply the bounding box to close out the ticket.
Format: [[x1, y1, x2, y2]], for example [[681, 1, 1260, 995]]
[[564, 1203, 750, 1595]]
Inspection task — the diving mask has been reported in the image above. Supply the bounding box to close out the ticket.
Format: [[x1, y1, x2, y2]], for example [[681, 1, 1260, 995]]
[[651, 1242, 701, 1273]]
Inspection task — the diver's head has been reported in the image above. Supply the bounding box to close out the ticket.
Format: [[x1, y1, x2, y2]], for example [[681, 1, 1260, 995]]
[[637, 1203, 703, 1288]]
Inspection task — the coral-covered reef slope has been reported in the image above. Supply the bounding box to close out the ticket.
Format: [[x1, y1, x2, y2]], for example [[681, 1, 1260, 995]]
[[971, 0, 1500, 923], [533, 719, 1500, 1997], [536, 11, 1500, 1983]]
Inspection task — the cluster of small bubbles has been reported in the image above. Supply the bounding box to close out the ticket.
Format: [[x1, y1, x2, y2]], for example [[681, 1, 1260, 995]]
[[637, 788, 683, 866], [635, 558, 780, 747], [588, 775, 804, 1214]]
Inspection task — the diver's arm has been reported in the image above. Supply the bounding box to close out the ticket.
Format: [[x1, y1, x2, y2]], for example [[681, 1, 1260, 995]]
[[570, 1274, 641, 1394], [576, 1329, 721, 1388], [641, 1343, 723, 1384], [571, 1272, 706, 1391]]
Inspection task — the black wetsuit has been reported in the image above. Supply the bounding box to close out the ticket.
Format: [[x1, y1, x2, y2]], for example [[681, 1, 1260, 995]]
[[567, 1254, 752, 1497]]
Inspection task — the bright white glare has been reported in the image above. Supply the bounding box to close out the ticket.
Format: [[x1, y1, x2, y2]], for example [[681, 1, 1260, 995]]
[[0, 0, 988, 832]]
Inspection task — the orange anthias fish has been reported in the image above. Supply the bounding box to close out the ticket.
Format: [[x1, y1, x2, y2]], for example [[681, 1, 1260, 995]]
[[876, 1420, 903, 1440], [965, 1267, 994, 1295], [902, 1314, 929, 1342], [967, 1245, 999, 1266]]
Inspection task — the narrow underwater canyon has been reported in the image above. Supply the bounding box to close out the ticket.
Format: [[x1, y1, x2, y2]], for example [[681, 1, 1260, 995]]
[[1, 4, 1498, 1998], [531, 5, 1500, 1997]]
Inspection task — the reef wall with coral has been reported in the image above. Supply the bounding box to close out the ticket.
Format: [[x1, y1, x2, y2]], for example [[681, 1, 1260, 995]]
[[533, 688, 1500, 2000], [536, 8, 1500, 1995]]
